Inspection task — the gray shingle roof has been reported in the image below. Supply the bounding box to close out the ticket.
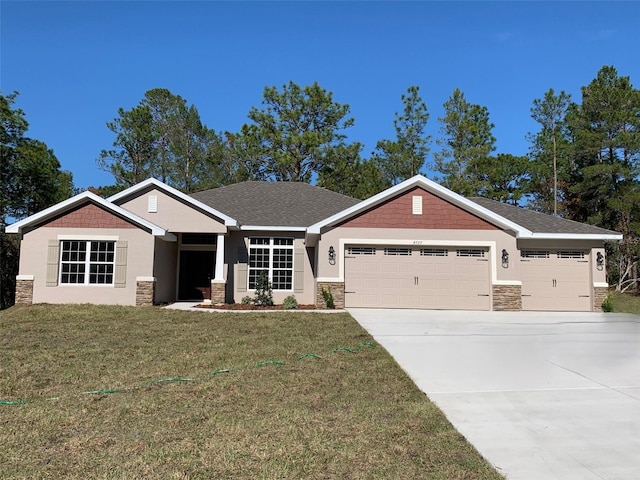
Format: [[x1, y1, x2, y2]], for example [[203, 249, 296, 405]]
[[190, 181, 361, 227], [468, 197, 620, 236]]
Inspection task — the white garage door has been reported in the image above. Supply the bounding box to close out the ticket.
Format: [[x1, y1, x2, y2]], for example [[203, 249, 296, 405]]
[[520, 250, 591, 311], [345, 246, 491, 310]]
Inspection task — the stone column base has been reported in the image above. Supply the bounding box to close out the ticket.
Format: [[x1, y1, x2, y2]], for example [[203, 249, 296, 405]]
[[492, 284, 522, 311], [136, 278, 156, 306], [15, 276, 34, 305], [593, 286, 609, 312], [211, 281, 226, 304], [316, 282, 345, 309]]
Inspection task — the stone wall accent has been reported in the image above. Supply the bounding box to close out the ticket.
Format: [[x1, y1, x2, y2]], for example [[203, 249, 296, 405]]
[[593, 286, 609, 312], [136, 280, 156, 306], [492, 284, 522, 311], [338, 186, 497, 230], [40, 203, 136, 229], [15, 279, 34, 305], [210, 281, 226, 305], [316, 282, 345, 309]]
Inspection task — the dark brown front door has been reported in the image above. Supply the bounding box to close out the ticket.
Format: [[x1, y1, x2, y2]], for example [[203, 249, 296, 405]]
[[179, 251, 215, 300]]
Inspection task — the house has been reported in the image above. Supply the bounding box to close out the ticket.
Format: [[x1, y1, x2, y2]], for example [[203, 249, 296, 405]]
[[7, 175, 622, 312]]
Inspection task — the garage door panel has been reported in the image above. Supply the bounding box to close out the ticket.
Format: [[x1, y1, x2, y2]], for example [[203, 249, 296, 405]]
[[521, 251, 591, 311], [345, 246, 490, 310]]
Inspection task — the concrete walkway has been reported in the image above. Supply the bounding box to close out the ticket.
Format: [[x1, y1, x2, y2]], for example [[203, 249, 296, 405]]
[[348, 309, 640, 480]]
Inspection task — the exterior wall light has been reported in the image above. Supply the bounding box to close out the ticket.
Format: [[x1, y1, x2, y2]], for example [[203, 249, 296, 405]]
[[501, 249, 509, 268], [596, 252, 604, 271], [328, 245, 336, 265]]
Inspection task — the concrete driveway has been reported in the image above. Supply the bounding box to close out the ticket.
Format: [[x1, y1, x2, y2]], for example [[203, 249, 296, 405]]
[[348, 309, 640, 480]]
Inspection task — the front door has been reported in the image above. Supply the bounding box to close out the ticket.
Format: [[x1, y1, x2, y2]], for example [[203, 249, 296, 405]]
[[178, 251, 215, 300]]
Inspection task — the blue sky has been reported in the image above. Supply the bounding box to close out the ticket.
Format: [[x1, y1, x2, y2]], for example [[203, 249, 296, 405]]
[[2, 1, 639, 189]]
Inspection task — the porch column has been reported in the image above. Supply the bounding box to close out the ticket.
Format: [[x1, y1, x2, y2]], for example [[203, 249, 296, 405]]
[[211, 233, 226, 304], [214, 234, 225, 281]]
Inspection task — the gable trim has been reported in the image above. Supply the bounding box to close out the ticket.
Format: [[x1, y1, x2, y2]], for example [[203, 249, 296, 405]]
[[107, 178, 238, 227]]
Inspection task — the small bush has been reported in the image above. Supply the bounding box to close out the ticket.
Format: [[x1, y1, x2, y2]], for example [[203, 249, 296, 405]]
[[322, 287, 335, 309], [253, 270, 274, 306], [283, 295, 298, 310], [241, 296, 252, 305], [602, 295, 613, 312]]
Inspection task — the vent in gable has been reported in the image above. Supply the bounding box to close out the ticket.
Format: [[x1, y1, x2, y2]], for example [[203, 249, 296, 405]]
[[148, 195, 158, 213], [412, 195, 422, 215]]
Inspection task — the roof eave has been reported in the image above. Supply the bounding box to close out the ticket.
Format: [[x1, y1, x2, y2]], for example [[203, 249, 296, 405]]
[[239, 225, 308, 232], [525, 233, 623, 241]]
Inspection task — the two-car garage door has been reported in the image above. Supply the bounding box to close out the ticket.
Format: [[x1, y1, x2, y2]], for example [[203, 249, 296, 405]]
[[345, 246, 491, 310]]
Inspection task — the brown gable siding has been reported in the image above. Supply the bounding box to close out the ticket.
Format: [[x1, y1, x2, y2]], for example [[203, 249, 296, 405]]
[[39, 203, 137, 229], [339, 187, 498, 230]]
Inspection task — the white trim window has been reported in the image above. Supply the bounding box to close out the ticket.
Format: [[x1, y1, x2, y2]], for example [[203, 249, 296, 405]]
[[60, 240, 115, 285], [248, 237, 293, 290]]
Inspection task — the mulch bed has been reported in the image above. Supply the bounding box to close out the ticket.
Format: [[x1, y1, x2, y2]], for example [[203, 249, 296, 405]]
[[195, 303, 320, 310]]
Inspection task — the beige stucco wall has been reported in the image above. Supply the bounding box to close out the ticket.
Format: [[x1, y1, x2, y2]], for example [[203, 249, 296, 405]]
[[154, 237, 178, 303], [117, 187, 226, 234], [227, 231, 316, 305], [19, 227, 156, 306], [316, 227, 519, 285]]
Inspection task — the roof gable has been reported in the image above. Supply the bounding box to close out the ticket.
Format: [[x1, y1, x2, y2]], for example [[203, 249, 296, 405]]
[[6, 191, 175, 240], [308, 175, 528, 236], [108, 178, 238, 227], [338, 186, 498, 230]]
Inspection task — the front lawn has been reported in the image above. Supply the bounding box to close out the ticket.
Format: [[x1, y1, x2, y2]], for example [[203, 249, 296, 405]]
[[0, 305, 502, 479]]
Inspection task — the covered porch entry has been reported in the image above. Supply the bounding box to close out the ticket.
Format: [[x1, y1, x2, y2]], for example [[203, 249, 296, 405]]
[[177, 233, 225, 301]]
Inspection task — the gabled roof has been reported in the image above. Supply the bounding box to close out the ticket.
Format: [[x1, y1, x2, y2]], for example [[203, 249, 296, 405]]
[[108, 178, 238, 227], [190, 181, 361, 229], [468, 197, 622, 239], [6, 191, 176, 240], [307, 175, 531, 237]]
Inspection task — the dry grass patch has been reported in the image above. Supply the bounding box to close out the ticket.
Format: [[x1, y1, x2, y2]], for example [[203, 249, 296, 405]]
[[0, 304, 503, 479]]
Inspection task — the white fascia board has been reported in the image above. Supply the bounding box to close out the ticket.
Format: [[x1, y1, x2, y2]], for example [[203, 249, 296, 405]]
[[307, 174, 531, 237], [527, 233, 623, 241], [107, 178, 239, 227], [5, 190, 175, 240], [239, 225, 307, 232]]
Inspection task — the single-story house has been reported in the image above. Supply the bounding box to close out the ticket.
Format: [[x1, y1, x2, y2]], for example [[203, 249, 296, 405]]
[[7, 175, 622, 311]]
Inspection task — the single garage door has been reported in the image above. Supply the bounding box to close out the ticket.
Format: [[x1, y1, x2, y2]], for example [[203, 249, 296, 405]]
[[520, 250, 591, 311], [345, 246, 491, 310]]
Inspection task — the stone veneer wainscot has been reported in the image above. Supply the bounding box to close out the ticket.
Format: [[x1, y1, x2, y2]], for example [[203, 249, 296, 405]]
[[136, 278, 156, 306], [492, 284, 522, 311], [15, 276, 34, 305], [316, 282, 345, 309]]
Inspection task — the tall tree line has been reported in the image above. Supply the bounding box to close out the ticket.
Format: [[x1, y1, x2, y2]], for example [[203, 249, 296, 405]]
[[1, 65, 637, 308], [1, 92, 73, 309]]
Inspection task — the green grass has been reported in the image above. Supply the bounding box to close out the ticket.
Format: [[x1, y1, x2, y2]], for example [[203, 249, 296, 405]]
[[0, 304, 503, 479], [609, 291, 640, 315]]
